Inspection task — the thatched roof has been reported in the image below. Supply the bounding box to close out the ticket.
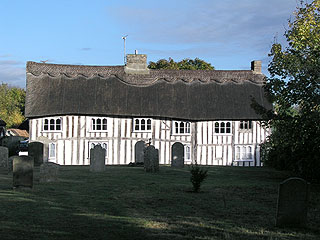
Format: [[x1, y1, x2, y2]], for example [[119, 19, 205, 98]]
[[25, 61, 272, 121]]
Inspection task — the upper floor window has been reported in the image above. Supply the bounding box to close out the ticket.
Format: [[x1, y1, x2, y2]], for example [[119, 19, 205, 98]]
[[91, 117, 108, 132], [133, 118, 152, 132], [173, 121, 191, 135], [235, 145, 253, 161], [43, 118, 62, 132], [214, 121, 231, 134], [239, 121, 252, 130]]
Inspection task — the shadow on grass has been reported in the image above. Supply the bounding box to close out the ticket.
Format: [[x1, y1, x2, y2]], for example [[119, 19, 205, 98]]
[[0, 166, 319, 240]]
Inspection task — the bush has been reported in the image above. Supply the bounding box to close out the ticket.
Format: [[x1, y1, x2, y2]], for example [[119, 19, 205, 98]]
[[190, 162, 208, 192]]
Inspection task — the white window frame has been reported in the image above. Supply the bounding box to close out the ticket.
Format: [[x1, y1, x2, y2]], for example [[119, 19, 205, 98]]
[[133, 118, 152, 132], [43, 117, 62, 132], [214, 121, 232, 135], [184, 145, 191, 162], [88, 141, 108, 159], [49, 142, 56, 159], [234, 145, 254, 162], [90, 117, 108, 132], [172, 121, 191, 135], [239, 120, 253, 131]]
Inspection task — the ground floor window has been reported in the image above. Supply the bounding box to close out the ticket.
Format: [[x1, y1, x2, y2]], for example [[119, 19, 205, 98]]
[[49, 143, 56, 159], [184, 145, 191, 162], [235, 145, 253, 161], [89, 141, 108, 157]]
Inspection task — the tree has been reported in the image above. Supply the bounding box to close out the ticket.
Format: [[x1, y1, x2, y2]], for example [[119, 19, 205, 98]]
[[0, 83, 26, 128], [261, 0, 320, 182], [148, 57, 214, 70]]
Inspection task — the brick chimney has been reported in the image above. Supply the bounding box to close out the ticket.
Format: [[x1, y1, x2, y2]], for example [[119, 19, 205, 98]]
[[124, 52, 150, 74], [251, 60, 262, 74]]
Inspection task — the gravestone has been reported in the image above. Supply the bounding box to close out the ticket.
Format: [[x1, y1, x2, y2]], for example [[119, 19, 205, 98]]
[[7, 156, 14, 172], [0, 146, 8, 168], [276, 177, 310, 228], [28, 142, 44, 166], [90, 145, 106, 172], [37, 136, 51, 162], [144, 145, 159, 173], [13, 156, 34, 188], [135, 141, 146, 163], [40, 162, 60, 183], [171, 142, 184, 168]]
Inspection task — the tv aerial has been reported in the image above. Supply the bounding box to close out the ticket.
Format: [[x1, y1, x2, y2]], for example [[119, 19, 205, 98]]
[[122, 35, 128, 64]]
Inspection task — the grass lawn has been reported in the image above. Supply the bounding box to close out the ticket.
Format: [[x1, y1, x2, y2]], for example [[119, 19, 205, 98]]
[[0, 165, 319, 240]]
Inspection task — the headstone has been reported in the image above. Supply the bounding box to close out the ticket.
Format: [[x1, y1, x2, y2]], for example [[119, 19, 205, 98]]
[[13, 156, 34, 188], [171, 142, 184, 168], [37, 136, 51, 162], [0, 146, 8, 168], [8, 156, 14, 172], [28, 142, 44, 166], [40, 162, 59, 183], [90, 145, 106, 172], [135, 141, 146, 163], [276, 177, 310, 228], [144, 145, 159, 173]]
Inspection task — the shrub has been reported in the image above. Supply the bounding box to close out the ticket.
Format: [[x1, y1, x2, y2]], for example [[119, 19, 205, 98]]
[[190, 161, 208, 192]]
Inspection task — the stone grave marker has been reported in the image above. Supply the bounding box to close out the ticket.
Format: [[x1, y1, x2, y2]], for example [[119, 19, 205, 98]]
[[135, 141, 146, 163], [276, 177, 310, 228], [0, 146, 8, 168], [90, 145, 106, 172], [171, 142, 184, 168], [40, 162, 60, 183], [144, 145, 159, 173], [13, 156, 34, 188], [7, 156, 14, 172], [28, 141, 44, 166]]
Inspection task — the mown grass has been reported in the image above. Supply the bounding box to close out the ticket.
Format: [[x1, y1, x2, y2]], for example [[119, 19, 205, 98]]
[[0, 166, 319, 240]]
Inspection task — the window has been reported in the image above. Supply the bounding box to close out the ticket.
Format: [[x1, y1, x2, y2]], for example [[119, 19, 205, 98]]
[[43, 118, 62, 131], [49, 143, 56, 159], [133, 118, 152, 132], [91, 117, 108, 131], [239, 121, 252, 130], [235, 145, 253, 161], [89, 141, 108, 157], [214, 121, 231, 134], [184, 145, 191, 162], [173, 121, 191, 135]]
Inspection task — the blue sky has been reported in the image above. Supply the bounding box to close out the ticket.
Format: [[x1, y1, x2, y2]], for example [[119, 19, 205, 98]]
[[0, 0, 298, 87]]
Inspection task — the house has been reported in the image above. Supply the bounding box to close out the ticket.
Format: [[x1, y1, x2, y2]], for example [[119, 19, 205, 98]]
[[25, 54, 272, 166], [6, 128, 29, 138]]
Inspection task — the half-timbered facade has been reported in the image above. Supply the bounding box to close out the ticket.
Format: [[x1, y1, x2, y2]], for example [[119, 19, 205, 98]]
[[25, 54, 272, 166]]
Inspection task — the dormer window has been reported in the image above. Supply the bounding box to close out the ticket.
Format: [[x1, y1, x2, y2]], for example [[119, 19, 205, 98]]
[[172, 121, 191, 135], [133, 118, 152, 132], [91, 117, 108, 132], [43, 118, 62, 132], [214, 121, 231, 134]]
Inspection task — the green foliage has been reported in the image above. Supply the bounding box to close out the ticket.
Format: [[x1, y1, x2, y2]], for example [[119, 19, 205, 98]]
[[148, 57, 214, 70], [189, 161, 208, 192], [0, 83, 25, 128], [262, 0, 320, 182]]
